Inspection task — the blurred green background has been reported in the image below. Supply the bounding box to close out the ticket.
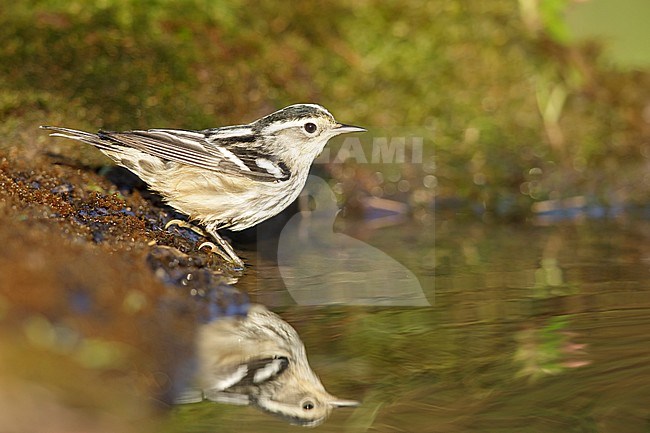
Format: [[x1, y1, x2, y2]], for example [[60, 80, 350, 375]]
[[1, 0, 649, 219]]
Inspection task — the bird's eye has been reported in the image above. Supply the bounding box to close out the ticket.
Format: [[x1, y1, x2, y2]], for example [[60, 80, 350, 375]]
[[304, 122, 317, 134], [302, 400, 315, 411]]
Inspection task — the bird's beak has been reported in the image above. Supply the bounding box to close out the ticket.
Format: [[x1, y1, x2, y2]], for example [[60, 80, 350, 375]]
[[329, 398, 360, 407], [335, 123, 366, 134]]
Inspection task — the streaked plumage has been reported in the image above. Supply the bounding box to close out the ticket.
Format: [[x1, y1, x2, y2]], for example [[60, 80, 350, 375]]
[[42, 104, 365, 267], [191, 304, 358, 426]]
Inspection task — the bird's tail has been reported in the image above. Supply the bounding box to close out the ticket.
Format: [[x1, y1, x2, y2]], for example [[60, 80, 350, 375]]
[[40, 125, 118, 153]]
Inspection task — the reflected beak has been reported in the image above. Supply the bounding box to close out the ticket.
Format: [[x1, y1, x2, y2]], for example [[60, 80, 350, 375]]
[[335, 123, 366, 134], [329, 398, 361, 407]]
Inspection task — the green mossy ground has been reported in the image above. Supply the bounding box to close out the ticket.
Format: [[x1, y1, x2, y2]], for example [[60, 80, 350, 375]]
[[2, 1, 648, 218]]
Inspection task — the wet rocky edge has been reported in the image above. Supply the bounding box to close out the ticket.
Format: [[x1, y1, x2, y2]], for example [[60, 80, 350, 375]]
[[2, 133, 392, 427], [0, 147, 251, 431]]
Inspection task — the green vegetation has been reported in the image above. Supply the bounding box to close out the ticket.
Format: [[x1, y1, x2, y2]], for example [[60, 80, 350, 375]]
[[1, 0, 648, 218]]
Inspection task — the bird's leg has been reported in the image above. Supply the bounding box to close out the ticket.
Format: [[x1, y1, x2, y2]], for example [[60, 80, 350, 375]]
[[165, 219, 208, 237], [200, 225, 246, 269], [165, 219, 245, 268]]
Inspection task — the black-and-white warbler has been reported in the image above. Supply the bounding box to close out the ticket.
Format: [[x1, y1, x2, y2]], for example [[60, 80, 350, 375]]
[[41, 104, 365, 268], [178, 304, 358, 427]]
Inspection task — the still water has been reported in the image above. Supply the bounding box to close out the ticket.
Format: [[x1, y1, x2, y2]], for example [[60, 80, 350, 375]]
[[167, 214, 650, 432]]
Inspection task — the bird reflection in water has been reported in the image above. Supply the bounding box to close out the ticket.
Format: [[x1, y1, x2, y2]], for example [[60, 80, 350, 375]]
[[176, 304, 358, 427]]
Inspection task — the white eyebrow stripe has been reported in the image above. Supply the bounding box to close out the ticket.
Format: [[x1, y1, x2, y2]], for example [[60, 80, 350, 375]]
[[262, 119, 309, 135], [255, 158, 285, 178]]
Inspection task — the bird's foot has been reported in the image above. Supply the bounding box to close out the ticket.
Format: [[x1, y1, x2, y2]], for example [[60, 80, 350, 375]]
[[199, 241, 245, 270], [165, 219, 245, 269], [165, 219, 208, 236]]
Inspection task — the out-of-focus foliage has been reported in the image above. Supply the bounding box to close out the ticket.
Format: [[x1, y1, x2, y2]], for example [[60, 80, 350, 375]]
[[1, 0, 648, 218], [566, 0, 650, 69]]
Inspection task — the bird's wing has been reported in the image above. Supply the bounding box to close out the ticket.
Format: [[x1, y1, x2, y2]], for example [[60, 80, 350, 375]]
[[209, 356, 290, 392], [42, 126, 289, 182], [104, 128, 292, 182], [242, 356, 290, 386]]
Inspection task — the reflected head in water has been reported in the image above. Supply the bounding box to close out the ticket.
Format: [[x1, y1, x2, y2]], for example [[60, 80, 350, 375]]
[[186, 304, 358, 427]]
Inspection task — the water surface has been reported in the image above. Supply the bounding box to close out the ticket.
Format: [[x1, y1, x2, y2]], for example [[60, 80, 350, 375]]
[[169, 216, 650, 432]]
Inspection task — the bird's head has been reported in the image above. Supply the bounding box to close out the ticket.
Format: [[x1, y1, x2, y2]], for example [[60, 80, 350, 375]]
[[254, 386, 359, 427], [253, 104, 365, 167]]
